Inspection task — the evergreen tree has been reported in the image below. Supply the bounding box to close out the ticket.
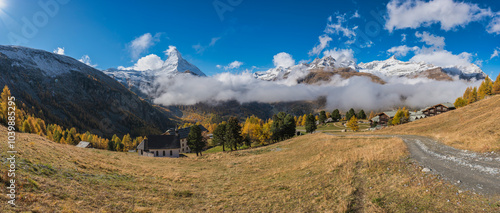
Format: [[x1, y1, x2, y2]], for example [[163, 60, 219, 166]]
[[331, 109, 341, 121], [305, 114, 317, 133], [283, 113, 296, 139], [187, 125, 205, 156], [225, 117, 242, 151], [318, 111, 327, 124], [346, 108, 356, 121], [115, 141, 124, 152], [357, 110, 367, 119], [107, 140, 115, 151], [213, 123, 227, 151]]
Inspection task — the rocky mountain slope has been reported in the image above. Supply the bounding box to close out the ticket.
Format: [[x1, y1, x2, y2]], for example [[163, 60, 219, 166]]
[[0, 45, 173, 138]]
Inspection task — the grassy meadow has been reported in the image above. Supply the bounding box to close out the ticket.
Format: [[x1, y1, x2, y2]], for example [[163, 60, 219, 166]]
[[1, 126, 499, 212], [377, 95, 500, 152]]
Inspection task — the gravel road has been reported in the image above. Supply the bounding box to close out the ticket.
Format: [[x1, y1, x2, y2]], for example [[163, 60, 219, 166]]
[[325, 133, 500, 196]]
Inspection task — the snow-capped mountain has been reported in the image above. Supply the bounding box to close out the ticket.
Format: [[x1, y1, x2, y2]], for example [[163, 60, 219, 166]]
[[104, 46, 206, 97], [0, 45, 96, 77], [255, 54, 486, 82], [358, 56, 438, 77], [0, 45, 174, 138], [358, 56, 486, 80], [254, 55, 354, 81]]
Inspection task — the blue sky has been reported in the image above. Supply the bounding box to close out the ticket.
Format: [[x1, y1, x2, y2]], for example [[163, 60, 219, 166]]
[[0, 0, 499, 77]]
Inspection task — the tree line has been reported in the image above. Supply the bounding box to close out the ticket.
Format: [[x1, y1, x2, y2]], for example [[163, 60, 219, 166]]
[[0, 85, 144, 152], [211, 112, 297, 152], [455, 76, 500, 108]]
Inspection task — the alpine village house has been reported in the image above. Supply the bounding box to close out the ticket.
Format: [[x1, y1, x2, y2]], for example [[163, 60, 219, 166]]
[[369, 103, 455, 126], [137, 125, 208, 158]]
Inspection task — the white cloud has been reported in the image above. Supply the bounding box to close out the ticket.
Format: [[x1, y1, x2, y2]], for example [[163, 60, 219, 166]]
[[491, 48, 500, 59], [151, 71, 479, 111], [216, 65, 222, 69], [53, 47, 65, 55], [308, 34, 332, 56], [415, 31, 445, 48], [487, 16, 500, 34], [222, 61, 243, 70], [79, 55, 97, 68], [401, 33, 407, 42], [352, 11, 360, 19], [119, 54, 165, 71], [323, 48, 356, 64], [273, 52, 295, 68], [387, 45, 420, 57], [385, 0, 492, 32], [325, 14, 357, 39], [410, 49, 473, 67], [193, 37, 221, 54], [129, 33, 161, 59]]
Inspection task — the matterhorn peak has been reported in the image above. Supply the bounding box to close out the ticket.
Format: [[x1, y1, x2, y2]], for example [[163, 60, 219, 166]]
[[388, 55, 398, 61], [165, 46, 181, 59]]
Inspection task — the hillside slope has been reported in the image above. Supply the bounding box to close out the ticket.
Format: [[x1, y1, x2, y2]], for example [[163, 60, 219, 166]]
[[378, 95, 500, 152], [0, 46, 174, 138], [1, 126, 498, 212]]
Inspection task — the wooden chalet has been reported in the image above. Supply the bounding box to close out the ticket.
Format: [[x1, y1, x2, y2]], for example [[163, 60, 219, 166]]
[[422, 103, 455, 117], [370, 111, 398, 126]]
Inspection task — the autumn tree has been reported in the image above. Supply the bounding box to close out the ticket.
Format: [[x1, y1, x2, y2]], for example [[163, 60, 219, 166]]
[[392, 108, 410, 125], [122, 134, 133, 151], [347, 116, 359, 132], [301, 114, 307, 126], [368, 111, 375, 120], [1, 85, 12, 123], [242, 116, 263, 145], [454, 97, 467, 108], [478, 76, 493, 100], [493, 74, 500, 94]]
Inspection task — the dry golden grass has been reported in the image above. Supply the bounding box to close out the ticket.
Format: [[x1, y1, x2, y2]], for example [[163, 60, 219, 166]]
[[1, 126, 499, 212], [377, 95, 500, 152]]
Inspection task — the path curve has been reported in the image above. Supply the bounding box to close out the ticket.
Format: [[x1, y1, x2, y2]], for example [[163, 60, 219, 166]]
[[325, 133, 500, 196]]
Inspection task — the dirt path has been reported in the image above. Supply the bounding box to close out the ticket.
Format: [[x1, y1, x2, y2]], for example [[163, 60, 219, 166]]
[[325, 133, 500, 196]]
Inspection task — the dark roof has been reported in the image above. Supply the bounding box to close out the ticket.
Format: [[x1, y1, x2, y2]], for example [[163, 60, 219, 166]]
[[177, 125, 208, 139], [422, 102, 456, 112], [137, 135, 180, 150]]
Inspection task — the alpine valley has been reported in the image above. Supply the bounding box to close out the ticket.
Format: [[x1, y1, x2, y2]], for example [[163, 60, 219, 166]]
[[0, 45, 487, 136]]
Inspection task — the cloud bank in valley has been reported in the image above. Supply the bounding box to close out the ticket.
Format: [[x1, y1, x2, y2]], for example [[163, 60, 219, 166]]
[[150, 71, 479, 111]]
